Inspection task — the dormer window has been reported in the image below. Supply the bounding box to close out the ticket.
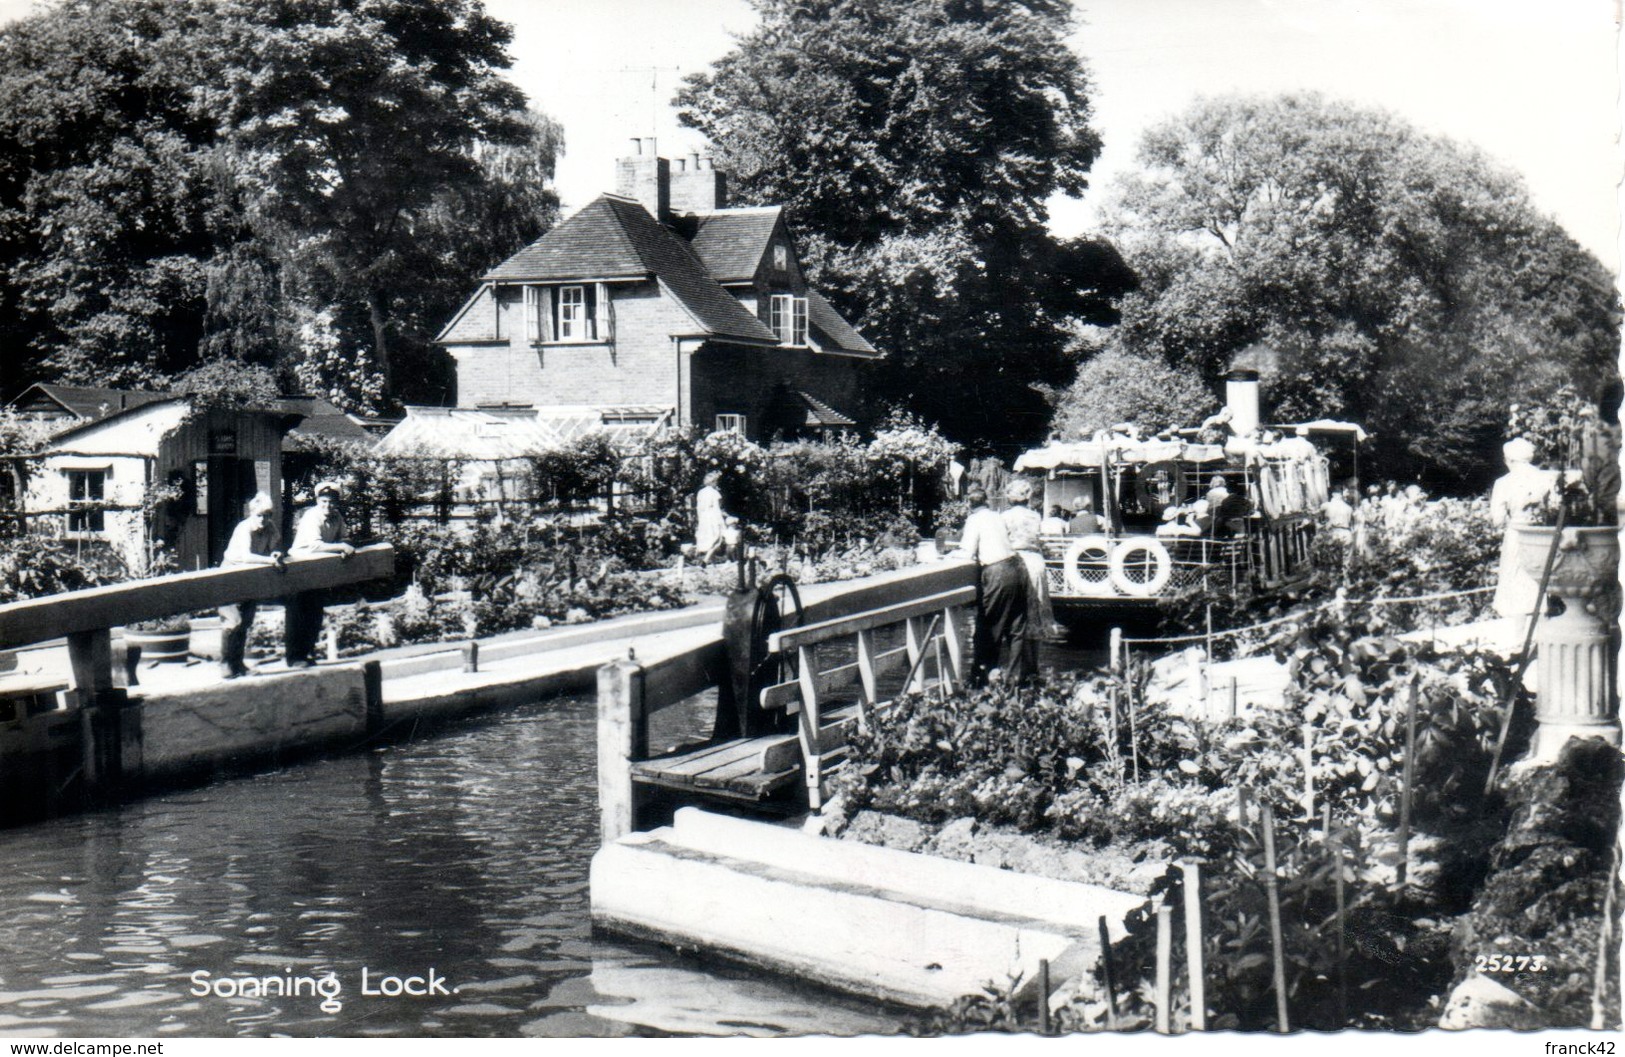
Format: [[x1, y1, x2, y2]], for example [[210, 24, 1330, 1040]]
[[773, 244, 789, 273], [523, 283, 614, 344], [769, 294, 808, 346]]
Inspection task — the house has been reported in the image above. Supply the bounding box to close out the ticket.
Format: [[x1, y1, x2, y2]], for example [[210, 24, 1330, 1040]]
[[431, 139, 880, 444], [6, 386, 344, 572]]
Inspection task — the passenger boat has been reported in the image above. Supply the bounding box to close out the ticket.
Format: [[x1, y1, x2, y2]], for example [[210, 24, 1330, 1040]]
[[1011, 428, 1332, 609]]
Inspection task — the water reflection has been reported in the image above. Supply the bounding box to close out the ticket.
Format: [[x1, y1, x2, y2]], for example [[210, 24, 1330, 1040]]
[[0, 697, 898, 1038]]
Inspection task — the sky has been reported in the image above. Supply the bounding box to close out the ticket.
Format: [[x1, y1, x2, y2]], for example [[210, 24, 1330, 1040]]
[[481, 0, 1623, 272], [0, 0, 1619, 270]]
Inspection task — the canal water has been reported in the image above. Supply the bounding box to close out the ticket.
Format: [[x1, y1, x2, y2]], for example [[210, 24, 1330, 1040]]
[[0, 693, 905, 1038], [0, 627, 1115, 1039]]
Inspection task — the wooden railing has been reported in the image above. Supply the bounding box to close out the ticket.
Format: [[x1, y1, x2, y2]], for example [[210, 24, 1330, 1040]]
[[594, 562, 980, 841], [763, 584, 973, 810]]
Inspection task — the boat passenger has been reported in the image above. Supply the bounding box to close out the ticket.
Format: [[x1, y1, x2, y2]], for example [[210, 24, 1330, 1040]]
[[952, 487, 1032, 684], [1067, 496, 1102, 535], [1040, 505, 1069, 535]]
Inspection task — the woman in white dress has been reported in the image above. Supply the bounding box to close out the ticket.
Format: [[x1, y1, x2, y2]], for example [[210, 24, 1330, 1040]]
[[694, 470, 727, 563]]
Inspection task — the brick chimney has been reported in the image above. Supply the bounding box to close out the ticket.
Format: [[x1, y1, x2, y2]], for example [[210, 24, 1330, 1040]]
[[615, 137, 669, 221], [670, 152, 726, 215]]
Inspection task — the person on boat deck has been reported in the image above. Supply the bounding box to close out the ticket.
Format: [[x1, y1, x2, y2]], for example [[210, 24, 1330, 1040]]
[[1067, 495, 1102, 535], [952, 487, 1032, 684], [1320, 486, 1355, 546], [1155, 506, 1201, 538], [218, 491, 284, 679], [1206, 475, 1230, 509], [1003, 479, 1064, 645], [1040, 504, 1069, 535], [285, 480, 355, 669]]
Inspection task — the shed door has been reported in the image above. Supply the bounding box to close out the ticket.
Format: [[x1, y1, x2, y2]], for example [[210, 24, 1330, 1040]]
[[206, 456, 259, 566]]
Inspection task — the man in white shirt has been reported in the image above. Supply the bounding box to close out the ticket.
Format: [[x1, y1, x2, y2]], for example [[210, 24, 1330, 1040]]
[[285, 480, 355, 668], [952, 487, 1031, 684], [218, 492, 284, 679]]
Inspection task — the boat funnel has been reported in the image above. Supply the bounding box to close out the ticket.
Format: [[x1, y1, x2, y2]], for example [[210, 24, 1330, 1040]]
[[1225, 369, 1260, 435]]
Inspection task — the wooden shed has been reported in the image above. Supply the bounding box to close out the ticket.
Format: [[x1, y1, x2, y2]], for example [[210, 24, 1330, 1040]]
[[21, 397, 301, 573]]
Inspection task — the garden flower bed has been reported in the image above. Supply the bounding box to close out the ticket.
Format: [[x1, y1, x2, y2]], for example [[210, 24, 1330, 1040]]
[[827, 605, 1620, 1032]]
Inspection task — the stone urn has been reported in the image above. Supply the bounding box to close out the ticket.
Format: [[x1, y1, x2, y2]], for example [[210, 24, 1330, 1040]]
[[122, 619, 193, 664], [1514, 524, 1621, 760]]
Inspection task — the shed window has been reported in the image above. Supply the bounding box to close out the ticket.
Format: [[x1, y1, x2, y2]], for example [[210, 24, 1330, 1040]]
[[66, 469, 106, 534]]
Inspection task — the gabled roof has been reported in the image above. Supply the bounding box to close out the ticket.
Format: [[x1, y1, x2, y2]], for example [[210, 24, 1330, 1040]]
[[11, 383, 170, 427], [807, 290, 879, 356], [484, 196, 777, 344], [687, 207, 781, 283], [274, 396, 373, 447]]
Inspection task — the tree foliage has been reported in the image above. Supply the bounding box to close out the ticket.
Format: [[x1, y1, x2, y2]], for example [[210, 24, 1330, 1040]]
[[1051, 345, 1216, 439], [676, 0, 1132, 450], [0, 0, 560, 410], [1102, 94, 1620, 492]]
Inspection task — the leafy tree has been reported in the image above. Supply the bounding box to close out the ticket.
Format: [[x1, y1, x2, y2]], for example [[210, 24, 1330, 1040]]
[[1103, 93, 1620, 491], [676, 0, 1131, 450], [0, 0, 559, 410], [1051, 345, 1216, 439]]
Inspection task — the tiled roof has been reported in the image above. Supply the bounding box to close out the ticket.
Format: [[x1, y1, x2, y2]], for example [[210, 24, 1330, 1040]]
[[12, 384, 170, 426], [274, 396, 373, 447], [807, 290, 879, 356], [485, 196, 777, 344], [688, 208, 781, 283]]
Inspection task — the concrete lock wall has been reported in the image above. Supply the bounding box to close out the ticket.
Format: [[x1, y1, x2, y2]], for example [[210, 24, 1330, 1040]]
[[133, 663, 374, 782]]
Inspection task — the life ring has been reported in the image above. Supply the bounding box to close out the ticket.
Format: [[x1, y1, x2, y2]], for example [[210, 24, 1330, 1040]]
[[1109, 537, 1173, 597], [1134, 461, 1182, 519], [1062, 534, 1113, 594]]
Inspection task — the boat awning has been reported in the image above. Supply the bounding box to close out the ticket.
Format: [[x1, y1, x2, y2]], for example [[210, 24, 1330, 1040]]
[[1014, 438, 1229, 472], [1278, 419, 1369, 442]]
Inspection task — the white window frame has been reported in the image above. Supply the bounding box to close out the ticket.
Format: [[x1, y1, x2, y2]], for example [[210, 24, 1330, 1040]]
[[715, 413, 747, 436], [65, 468, 107, 535], [525, 283, 612, 344], [557, 285, 588, 341], [769, 294, 808, 346], [773, 243, 789, 273]]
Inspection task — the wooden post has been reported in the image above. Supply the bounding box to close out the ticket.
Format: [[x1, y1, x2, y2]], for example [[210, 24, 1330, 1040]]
[[1261, 803, 1291, 1034], [1155, 903, 1172, 1034], [1302, 723, 1315, 822], [1329, 805, 1347, 1026], [1398, 684, 1417, 889], [1097, 915, 1119, 1030], [462, 639, 480, 674], [1109, 626, 1123, 674], [941, 604, 966, 684], [904, 615, 925, 693], [326, 622, 340, 662], [931, 633, 949, 700], [797, 644, 825, 811], [1180, 861, 1206, 1030], [596, 659, 646, 845], [855, 627, 877, 711], [1038, 958, 1051, 1035], [67, 629, 121, 801]]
